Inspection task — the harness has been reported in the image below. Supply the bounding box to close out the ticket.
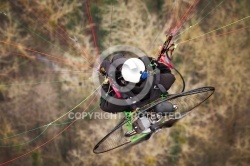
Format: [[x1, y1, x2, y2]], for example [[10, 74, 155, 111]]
[[108, 55, 167, 110]]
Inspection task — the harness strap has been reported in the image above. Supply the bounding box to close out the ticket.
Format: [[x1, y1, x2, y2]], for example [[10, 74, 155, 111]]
[[120, 87, 140, 110], [125, 98, 138, 110], [154, 69, 167, 94], [157, 84, 167, 94]]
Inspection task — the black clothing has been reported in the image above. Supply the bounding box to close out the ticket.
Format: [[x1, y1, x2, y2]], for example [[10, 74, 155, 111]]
[[99, 56, 175, 113]]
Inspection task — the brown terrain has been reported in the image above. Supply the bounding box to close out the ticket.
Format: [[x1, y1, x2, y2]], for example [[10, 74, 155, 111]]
[[0, 0, 249, 165]]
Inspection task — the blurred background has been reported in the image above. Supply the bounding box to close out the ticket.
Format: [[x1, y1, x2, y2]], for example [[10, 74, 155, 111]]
[[0, 0, 249, 165]]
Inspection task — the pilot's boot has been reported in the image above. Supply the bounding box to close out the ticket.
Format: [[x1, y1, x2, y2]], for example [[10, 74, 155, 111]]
[[154, 101, 176, 114]]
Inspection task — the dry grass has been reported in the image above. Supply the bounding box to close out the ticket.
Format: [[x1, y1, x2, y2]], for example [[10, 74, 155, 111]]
[[0, 0, 249, 165]]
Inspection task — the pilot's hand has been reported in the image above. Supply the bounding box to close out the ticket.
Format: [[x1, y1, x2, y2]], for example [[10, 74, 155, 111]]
[[103, 78, 109, 84], [99, 59, 111, 76]]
